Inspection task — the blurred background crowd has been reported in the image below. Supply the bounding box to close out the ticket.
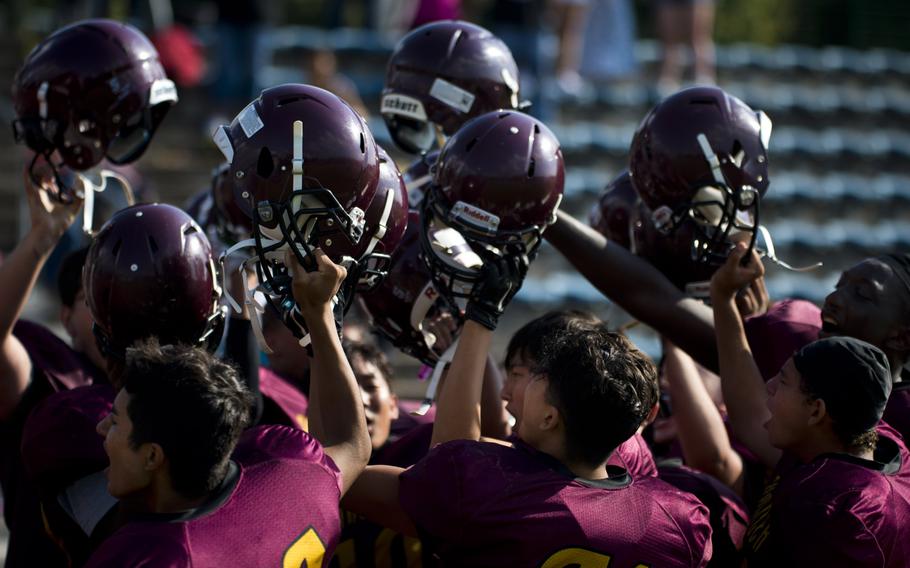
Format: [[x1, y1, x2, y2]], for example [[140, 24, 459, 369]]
[[0, 0, 909, 555]]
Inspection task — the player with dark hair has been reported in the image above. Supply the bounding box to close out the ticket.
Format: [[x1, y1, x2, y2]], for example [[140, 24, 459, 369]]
[[343, 253, 712, 566], [711, 244, 910, 565], [87, 250, 370, 565], [502, 310, 659, 478]]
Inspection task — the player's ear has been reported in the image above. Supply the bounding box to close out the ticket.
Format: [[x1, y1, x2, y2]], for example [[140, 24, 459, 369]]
[[540, 403, 560, 432], [806, 397, 827, 427], [143, 442, 167, 472], [389, 393, 400, 420], [643, 402, 660, 430], [60, 305, 75, 337]]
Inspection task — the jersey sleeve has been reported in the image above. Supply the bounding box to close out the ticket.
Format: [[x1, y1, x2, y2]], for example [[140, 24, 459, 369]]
[[398, 441, 472, 545], [233, 424, 342, 492]]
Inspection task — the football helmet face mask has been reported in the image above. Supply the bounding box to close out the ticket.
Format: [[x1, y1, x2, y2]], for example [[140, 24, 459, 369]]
[[420, 110, 564, 303], [12, 19, 177, 200], [630, 86, 771, 267], [84, 204, 225, 359], [360, 212, 461, 366], [382, 20, 521, 154]]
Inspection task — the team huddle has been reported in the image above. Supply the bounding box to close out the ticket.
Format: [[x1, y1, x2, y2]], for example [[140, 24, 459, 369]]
[[2, 16, 909, 568]]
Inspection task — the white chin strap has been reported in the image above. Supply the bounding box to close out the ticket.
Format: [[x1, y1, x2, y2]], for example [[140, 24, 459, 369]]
[[756, 225, 823, 272], [412, 338, 460, 417], [76, 168, 136, 235]]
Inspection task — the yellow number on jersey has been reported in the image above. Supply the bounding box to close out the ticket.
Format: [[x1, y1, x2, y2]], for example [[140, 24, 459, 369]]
[[541, 547, 650, 568], [283, 527, 326, 568]]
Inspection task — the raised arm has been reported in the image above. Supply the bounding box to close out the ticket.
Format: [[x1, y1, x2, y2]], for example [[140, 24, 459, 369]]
[[431, 250, 528, 447], [545, 210, 718, 370], [289, 249, 370, 495], [662, 340, 745, 492], [710, 244, 780, 468], [0, 166, 82, 420]]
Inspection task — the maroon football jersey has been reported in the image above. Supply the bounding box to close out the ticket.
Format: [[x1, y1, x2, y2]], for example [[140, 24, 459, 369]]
[[744, 299, 821, 381], [1, 321, 104, 568], [883, 380, 910, 443], [86, 425, 343, 567], [744, 425, 910, 567], [610, 433, 658, 478], [259, 366, 310, 430], [400, 439, 713, 567], [658, 463, 750, 567]]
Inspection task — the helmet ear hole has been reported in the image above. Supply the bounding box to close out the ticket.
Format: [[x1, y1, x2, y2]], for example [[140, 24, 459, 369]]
[[256, 146, 274, 178]]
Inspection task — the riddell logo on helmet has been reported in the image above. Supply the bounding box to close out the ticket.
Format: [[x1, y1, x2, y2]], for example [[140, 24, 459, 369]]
[[451, 201, 499, 234], [381, 94, 428, 121]]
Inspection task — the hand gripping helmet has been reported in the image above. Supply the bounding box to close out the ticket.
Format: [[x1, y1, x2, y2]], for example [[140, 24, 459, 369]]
[[421, 110, 564, 302], [630, 86, 772, 266], [84, 204, 225, 359], [213, 83, 381, 299], [588, 170, 638, 249], [12, 19, 177, 196], [382, 20, 521, 154], [347, 146, 410, 295], [360, 212, 461, 366]]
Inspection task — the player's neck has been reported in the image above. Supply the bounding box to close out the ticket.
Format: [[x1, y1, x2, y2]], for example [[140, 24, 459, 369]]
[[144, 474, 210, 515], [795, 429, 873, 464], [537, 439, 609, 480]]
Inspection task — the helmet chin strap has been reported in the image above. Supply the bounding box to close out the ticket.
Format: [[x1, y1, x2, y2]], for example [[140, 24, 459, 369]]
[[413, 338, 460, 417], [755, 225, 823, 272], [76, 167, 136, 235]]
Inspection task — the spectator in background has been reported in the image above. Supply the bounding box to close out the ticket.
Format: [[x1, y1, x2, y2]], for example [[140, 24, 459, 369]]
[[304, 48, 369, 118], [409, 0, 461, 28], [655, 0, 716, 97], [209, 0, 261, 130], [578, 0, 638, 84], [551, 0, 590, 95]]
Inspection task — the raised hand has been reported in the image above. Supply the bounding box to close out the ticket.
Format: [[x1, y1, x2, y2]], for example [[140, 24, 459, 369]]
[[710, 242, 765, 303], [286, 249, 347, 316], [465, 246, 530, 330], [23, 158, 83, 256]]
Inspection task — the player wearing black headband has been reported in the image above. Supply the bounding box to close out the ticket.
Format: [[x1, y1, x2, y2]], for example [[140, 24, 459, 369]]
[[710, 243, 910, 566]]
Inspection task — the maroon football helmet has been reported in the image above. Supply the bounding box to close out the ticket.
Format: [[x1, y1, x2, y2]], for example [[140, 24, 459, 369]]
[[360, 212, 461, 365], [421, 110, 564, 301], [382, 20, 520, 154], [84, 203, 224, 358], [213, 83, 380, 296], [209, 162, 252, 245], [12, 19, 177, 198], [588, 170, 638, 249], [630, 86, 772, 266], [349, 146, 409, 294]]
